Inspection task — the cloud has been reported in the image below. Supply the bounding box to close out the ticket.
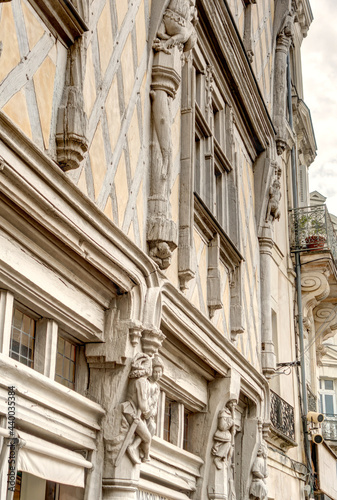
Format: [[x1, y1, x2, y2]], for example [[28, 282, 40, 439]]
[[302, 0, 337, 215]]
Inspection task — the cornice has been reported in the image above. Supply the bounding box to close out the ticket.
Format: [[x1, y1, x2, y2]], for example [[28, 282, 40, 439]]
[[0, 112, 160, 293]]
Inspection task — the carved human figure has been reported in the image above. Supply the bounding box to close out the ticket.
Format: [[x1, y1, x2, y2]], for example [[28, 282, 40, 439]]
[[121, 354, 164, 465], [266, 168, 282, 223], [153, 0, 198, 54], [211, 404, 235, 470], [146, 355, 164, 436], [249, 446, 268, 500], [121, 354, 152, 465]]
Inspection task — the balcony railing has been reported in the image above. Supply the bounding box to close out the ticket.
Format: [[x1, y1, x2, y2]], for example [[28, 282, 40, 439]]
[[289, 205, 337, 263], [322, 415, 337, 442], [270, 390, 295, 441]]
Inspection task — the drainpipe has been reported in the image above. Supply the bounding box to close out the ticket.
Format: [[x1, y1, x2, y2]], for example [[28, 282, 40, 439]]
[[287, 54, 313, 494]]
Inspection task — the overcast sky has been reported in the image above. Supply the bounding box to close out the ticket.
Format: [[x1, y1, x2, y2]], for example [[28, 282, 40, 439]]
[[301, 0, 337, 215]]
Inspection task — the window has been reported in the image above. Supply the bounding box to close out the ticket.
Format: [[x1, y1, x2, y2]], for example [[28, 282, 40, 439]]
[[319, 379, 336, 416], [55, 336, 77, 390], [193, 61, 232, 232], [162, 395, 192, 451], [10, 308, 36, 368], [183, 409, 191, 452]]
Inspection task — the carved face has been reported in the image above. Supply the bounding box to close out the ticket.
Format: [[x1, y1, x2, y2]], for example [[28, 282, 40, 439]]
[[151, 366, 163, 382]]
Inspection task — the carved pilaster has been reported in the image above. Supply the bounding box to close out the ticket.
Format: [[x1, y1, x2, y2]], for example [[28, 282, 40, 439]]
[[259, 229, 276, 377], [207, 234, 223, 319], [148, 1, 198, 270], [273, 9, 294, 155], [56, 37, 88, 171], [179, 52, 196, 291]]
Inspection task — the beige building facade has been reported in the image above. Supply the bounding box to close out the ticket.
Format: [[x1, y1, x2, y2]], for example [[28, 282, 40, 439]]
[[0, 0, 335, 499]]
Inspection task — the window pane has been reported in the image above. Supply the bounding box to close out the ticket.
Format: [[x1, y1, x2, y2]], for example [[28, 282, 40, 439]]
[[55, 337, 76, 390], [163, 398, 172, 443], [325, 380, 334, 390], [10, 309, 35, 368], [324, 395, 334, 416]]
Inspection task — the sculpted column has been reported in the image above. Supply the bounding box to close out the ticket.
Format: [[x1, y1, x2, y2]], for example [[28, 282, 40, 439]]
[[273, 7, 294, 155], [259, 165, 282, 377], [147, 0, 198, 269]]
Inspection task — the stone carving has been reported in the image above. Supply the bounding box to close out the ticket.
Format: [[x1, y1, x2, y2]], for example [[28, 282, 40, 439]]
[[147, 1, 198, 270], [273, 8, 295, 155], [117, 353, 163, 466], [249, 444, 268, 500], [211, 401, 237, 500], [265, 166, 282, 223], [153, 0, 198, 54], [211, 403, 235, 470], [56, 38, 88, 171]]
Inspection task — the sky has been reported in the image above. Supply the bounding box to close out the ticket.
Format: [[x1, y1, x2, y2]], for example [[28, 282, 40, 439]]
[[301, 0, 337, 215]]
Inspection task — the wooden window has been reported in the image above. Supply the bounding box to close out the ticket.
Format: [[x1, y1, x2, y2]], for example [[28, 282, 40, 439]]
[[10, 308, 36, 368], [55, 336, 77, 390]]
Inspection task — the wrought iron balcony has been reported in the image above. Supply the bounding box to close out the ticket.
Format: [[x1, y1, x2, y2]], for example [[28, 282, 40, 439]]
[[270, 390, 295, 442], [322, 415, 337, 442], [289, 205, 337, 263]]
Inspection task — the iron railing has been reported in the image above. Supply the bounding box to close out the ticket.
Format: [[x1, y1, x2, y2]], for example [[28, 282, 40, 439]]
[[289, 205, 337, 264], [322, 415, 337, 442], [270, 390, 295, 441]]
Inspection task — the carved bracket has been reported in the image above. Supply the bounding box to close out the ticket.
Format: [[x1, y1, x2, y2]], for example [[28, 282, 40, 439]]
[[56, 38, 88, 171]]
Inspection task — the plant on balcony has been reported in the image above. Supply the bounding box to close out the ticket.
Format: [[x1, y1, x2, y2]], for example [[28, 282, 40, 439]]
[[297, 211, 327, 250]]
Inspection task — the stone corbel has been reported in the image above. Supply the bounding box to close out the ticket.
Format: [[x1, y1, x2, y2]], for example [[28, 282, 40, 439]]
[[301, 270, 330, 327], [243, 0, 257, 63], [273, 7, 295, 155], [56, 37, 88, 171], [141, 327, 166, 355], [147, 1, 198, 270], [313, 302, 337, 365]]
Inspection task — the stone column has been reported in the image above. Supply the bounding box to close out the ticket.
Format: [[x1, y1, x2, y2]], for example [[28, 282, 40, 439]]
[[273, 10, 294, 155], [259, 227, 276, 377]]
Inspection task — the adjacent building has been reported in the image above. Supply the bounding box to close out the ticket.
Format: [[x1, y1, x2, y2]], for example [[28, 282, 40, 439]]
[[0, 0, 335, 499]]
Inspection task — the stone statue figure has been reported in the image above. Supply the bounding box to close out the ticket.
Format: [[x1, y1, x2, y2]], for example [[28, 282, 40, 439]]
[[147, 0, 198, 269], [211, 404, 235, 470], [249, 445, 268, 500], [119, 353, 163, 465], [146, 355, 164, 437], [153, 0, 198, 54], [266, 167, 282, 223]]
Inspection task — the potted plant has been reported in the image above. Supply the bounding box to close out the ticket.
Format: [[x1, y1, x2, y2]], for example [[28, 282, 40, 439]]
[[305, 212, 327, 249], [295, 209, 326, 250]]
